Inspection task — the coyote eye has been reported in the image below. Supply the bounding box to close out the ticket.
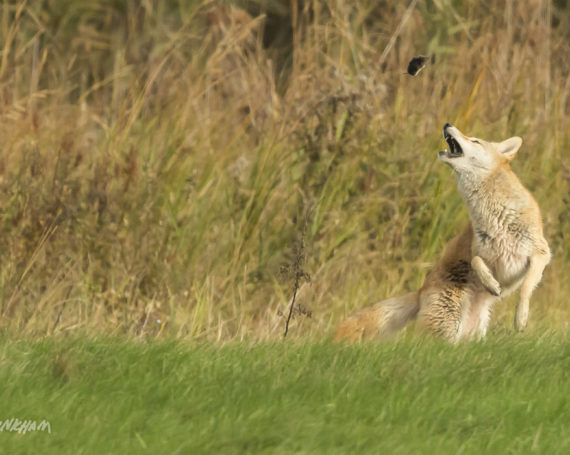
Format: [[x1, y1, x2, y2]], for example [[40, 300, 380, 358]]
[[471, 139, 480, 144]]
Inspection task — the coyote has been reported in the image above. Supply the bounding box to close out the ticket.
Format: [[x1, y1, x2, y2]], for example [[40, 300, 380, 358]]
[[335, 124, 551, 342]]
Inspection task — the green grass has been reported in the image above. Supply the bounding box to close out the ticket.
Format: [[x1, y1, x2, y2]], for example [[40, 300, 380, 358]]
[[1, 4, 567, 453], [1, 335, 569, 454]]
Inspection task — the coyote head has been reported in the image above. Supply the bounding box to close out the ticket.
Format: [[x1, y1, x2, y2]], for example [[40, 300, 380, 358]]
[[438, 123, 522, 173]]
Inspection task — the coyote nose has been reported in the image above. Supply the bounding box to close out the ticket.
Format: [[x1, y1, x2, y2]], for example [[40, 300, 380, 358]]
[[443, 123, 453, 130]]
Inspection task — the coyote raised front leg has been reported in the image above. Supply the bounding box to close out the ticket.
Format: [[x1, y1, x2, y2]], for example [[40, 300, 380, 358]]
[[471, 256, 501, 296]]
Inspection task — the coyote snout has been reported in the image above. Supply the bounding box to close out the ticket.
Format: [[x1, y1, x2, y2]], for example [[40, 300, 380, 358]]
[[335, 125, 550, 343]]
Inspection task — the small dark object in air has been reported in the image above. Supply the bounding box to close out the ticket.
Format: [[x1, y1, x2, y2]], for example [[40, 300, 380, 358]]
[[406, 55, 430, 76]]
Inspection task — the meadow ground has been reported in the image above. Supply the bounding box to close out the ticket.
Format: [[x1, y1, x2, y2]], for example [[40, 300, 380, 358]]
[[1, 334, 569, 454]]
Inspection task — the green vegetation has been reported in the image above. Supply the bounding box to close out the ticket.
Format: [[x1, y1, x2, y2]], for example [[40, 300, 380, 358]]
[[1, 3, 567, 453], [0, 335, 568, 453], [1, 2, 567, 453], [0, 1, 568, 340]]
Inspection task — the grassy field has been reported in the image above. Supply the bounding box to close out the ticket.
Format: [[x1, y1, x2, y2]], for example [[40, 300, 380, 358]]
[[1, 2, 568, 453], [0, 335, 568, 454], [0, 0, 568, 340], [1, 3, 567, 453]]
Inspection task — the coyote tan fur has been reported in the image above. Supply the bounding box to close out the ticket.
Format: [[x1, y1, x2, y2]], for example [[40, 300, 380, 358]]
[[335, 124, 551, 342]]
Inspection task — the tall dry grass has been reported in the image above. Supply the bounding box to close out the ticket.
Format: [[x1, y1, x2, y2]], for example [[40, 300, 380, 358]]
[[0, 0, 568, 340]]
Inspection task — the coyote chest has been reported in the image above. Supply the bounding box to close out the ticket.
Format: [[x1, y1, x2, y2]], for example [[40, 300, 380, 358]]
[[469, 197, 532, 287]]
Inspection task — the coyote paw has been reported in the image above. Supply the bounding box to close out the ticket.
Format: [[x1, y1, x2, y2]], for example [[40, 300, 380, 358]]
[[471, 256, 501, 296], [482, 277, 501, 297], [477, 270, 501, 296]]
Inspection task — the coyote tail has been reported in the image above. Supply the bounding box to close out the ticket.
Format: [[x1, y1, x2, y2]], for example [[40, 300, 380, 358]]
[[334, 291, 420, 342]]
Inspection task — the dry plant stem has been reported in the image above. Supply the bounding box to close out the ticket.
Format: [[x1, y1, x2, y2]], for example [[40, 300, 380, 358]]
[[378, 0, 419, 67], [283, 275, 300, 338], [283, 211, 311, 338]]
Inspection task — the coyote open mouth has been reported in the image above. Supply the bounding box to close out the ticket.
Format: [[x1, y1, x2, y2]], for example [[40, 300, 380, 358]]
[[443, 126, 463, 158]]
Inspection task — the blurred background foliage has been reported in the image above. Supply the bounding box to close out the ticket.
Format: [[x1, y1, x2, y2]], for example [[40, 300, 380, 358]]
[[0, 0, 568, 339]]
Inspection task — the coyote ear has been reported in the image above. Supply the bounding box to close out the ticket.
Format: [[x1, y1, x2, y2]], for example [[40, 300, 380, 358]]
[[498, 136, 522, 161]]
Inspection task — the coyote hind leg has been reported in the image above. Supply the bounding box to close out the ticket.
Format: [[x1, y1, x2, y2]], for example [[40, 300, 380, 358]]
[[419, 287, 468, 343]]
